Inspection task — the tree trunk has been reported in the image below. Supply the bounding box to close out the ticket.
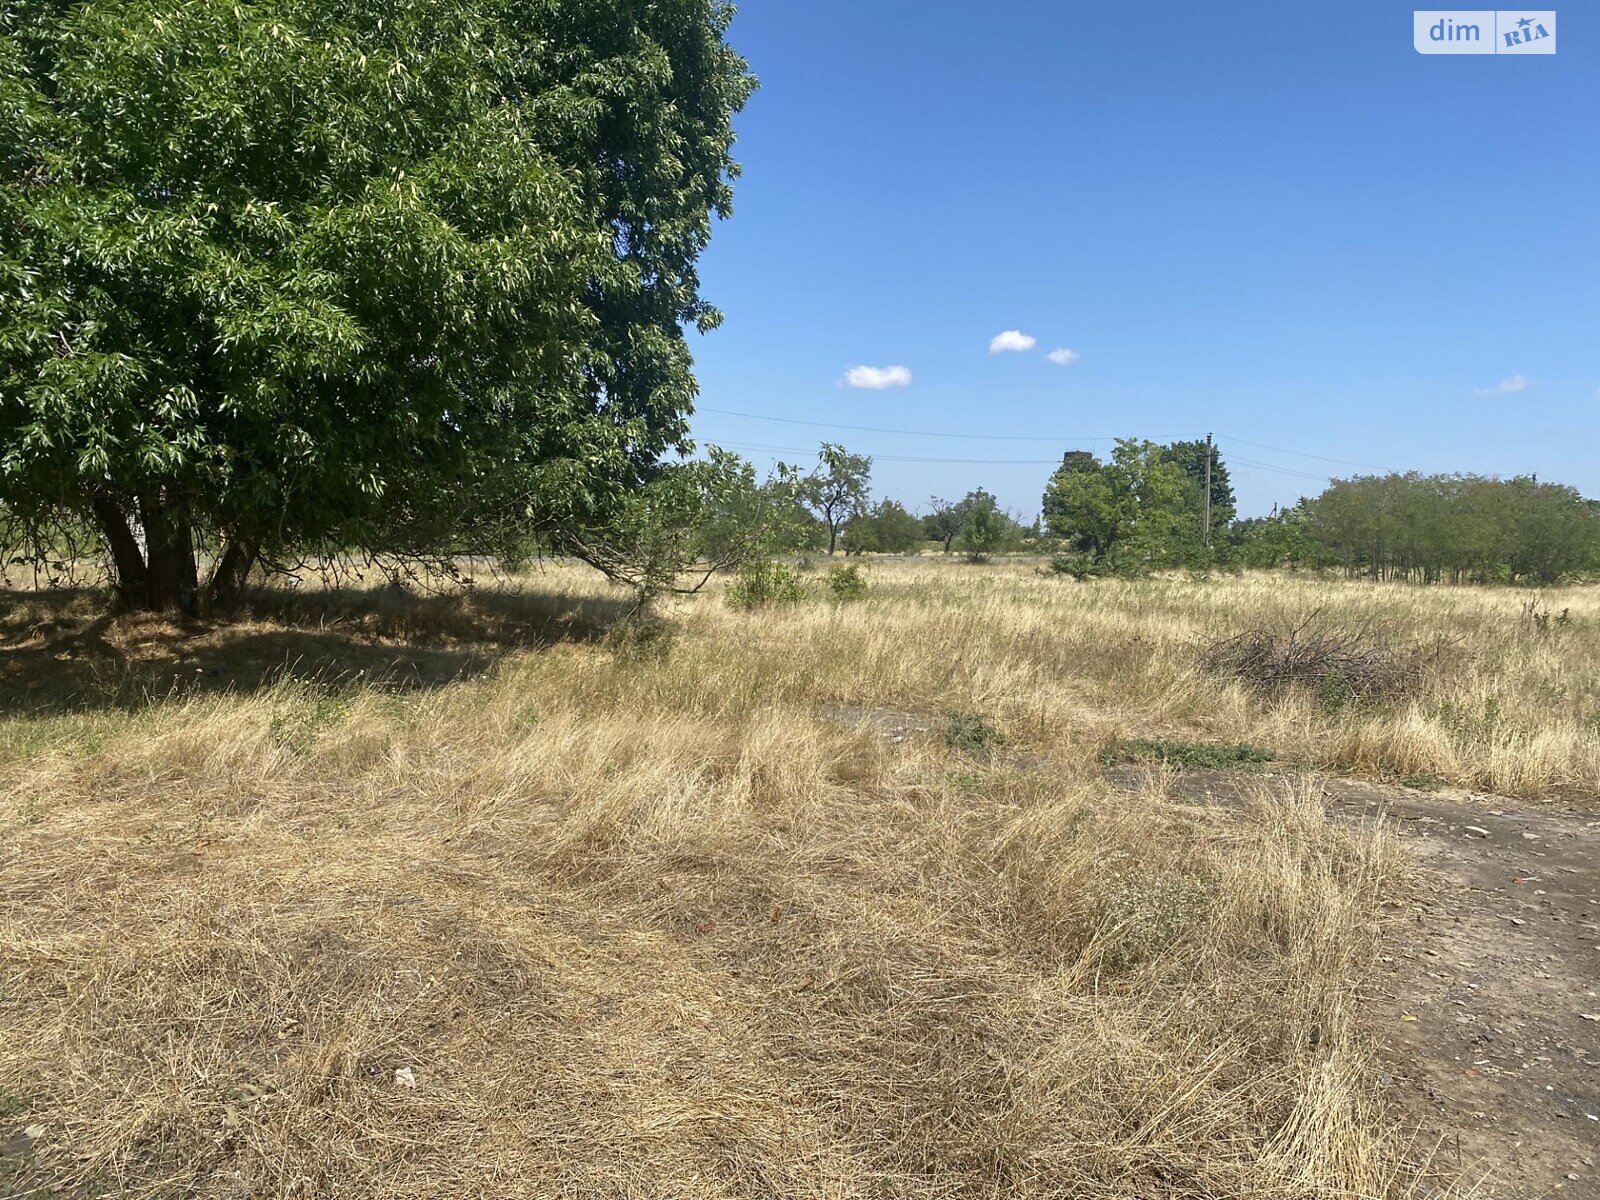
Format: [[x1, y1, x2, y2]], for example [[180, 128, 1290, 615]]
[[139, 494, 199, 612], [92, 496, 148, 608], [92, 492, 212, 614], [206, 533, 260, 613]]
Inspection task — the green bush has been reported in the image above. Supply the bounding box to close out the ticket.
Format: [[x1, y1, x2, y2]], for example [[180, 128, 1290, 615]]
[[1100, 737, 1276, 770], [1046, 552, 1103, 580], [726, 560, 808, 610], [944, 711, 1000, 759], [1045, 552, 1148, 581], [825, 564, 869, 602], [268, 691, 352, 755]]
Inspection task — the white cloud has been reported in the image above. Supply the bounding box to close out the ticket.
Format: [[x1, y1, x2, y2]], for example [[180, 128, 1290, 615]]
[[989, 329, 1037, 354], [1046, 347, 1081, 366], [1475, 374, 1528, 395], [839, 364, 912, 390]]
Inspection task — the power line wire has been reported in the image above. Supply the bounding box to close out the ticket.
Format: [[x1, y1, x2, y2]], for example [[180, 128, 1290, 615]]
[[1213, 434, 1384, 472], [715, 439, 1064, 465], [698, 405, 1386, 476], [716, 438, 1340, 479], [698, 406, 1145, 443], [1226, 455, 1336, 483]]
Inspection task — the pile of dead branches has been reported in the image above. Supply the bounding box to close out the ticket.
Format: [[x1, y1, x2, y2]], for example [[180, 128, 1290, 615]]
[[1200, 610, 1427, 702]]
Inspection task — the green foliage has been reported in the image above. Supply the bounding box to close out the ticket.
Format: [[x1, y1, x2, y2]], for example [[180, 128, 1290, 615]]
[[268, 691, 351, 755], [602, 611, 677, 662], [1430, 696, 1505, 749], [0, 1083, 28, 1118], [1100, 737, 1277, 770], [946, 768, 985, 794], [1045, 551, 1147, 581], [1299, 473, 1600, 584], [796, 443, 872, 556], [1161, 440, 1236, 528], [1522, 598, 1574, 637], [954, 489, 1020, 561], [725, 560, 808, 610], [568, 451, 804, 612], [922, 496, 965, 555], [842, 498, 923, 555], [1222, 511, 1331, 570], [1042, 439, 1225, 568], [943, 711, 1000, 759], [1046, 552, 1099, 580], [0, 0, 753, 610], [824, 563, 868, 602]]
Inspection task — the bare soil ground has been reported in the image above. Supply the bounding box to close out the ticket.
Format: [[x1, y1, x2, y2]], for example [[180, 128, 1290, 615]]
[[1107, 766, 1600, 1199]]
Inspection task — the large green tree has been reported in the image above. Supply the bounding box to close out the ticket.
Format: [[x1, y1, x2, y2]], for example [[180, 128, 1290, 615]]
[[1041, 440, 1212, 565], [0, 0, 752, 610], [1160, 439, 1235, 530]]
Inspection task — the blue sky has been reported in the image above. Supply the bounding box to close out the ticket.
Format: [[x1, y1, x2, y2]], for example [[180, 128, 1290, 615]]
[[684, 2, 1599, 520]]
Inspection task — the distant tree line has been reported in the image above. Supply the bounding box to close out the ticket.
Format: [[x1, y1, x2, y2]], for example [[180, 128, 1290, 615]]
[[759, 445, 1028, 561], [1242, 473, 1600, 584], [758, 439, 1600, 587], [1040, 444, 1599, 584]]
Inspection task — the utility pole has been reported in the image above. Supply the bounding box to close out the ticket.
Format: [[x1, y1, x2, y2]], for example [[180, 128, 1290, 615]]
[[1202, 433, 1214, 548]]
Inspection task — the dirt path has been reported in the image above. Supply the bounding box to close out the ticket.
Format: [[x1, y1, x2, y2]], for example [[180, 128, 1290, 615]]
[[1344, 787, 1599, 1198], [1114, 767, 1600, 1198]]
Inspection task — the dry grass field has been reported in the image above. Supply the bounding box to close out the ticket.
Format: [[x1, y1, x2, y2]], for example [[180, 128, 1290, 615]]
[[3, 559, 1598, 1198]]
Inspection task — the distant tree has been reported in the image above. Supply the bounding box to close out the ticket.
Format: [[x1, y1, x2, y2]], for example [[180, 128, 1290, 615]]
[[844, 499, 924, 555], [799, 443, 872, 555], [924, 497, 966, 555], [0, 0, 753, 611], [1503, 476, 1599, 583], [1160, 440, 1236, 530], [1223, 509, 1327, 570], [1041, 441, 1204, 566], [956, 489, 1019, 561], [1042, 451, 1135, 560]]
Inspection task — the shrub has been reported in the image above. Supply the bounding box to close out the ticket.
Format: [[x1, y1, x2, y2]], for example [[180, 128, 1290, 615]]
[[603, 612, 676, 661], [825, 564, 868, 602], [726, 561, 808, 610], [1101, 870, 1212, 970], [1200, 613, 1424, 706], [1522, 597, 1573, 637], [1046, 553, 1102, 580], [268, 691, 352, 755], [1044, 552, 1148, 581], [1100, 737, 1276, 770], [944, 711, 1000, 759]]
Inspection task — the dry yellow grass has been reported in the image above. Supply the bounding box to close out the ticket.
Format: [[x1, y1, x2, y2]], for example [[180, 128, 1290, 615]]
[[6, 558, 1591, 1197]]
